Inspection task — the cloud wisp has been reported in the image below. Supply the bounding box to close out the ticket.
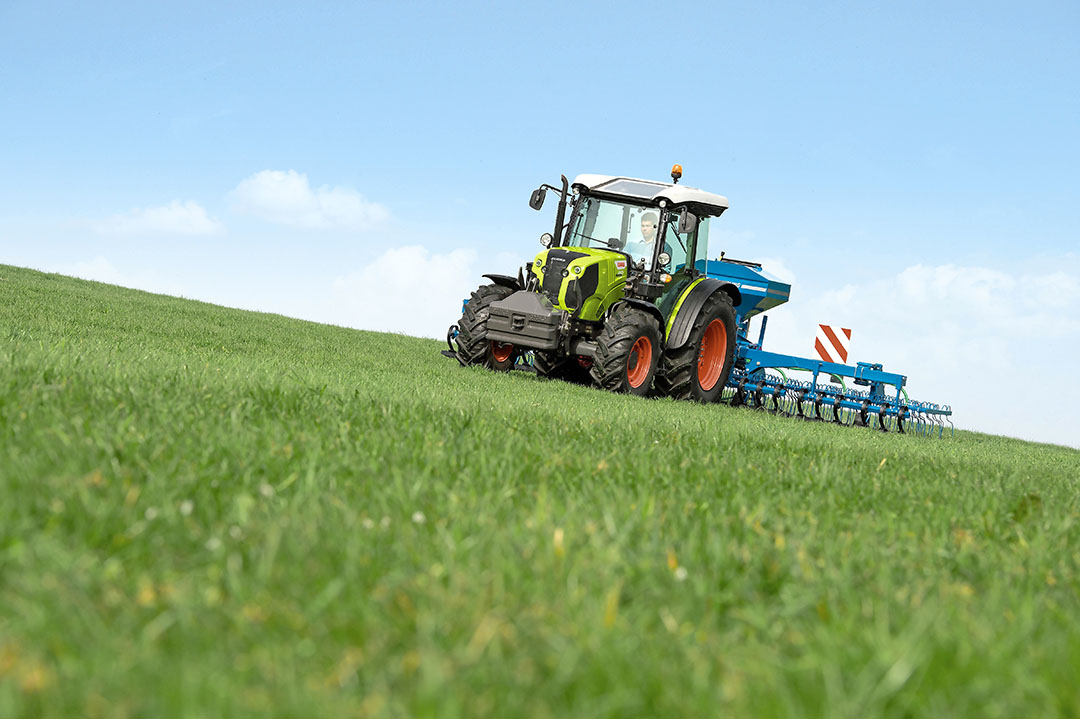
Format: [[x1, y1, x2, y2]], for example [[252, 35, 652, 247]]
[[95, 201, 223, 236], [229, 170, 389, 230], [49, 256, 187, 297], [329, 245, 481, 339]]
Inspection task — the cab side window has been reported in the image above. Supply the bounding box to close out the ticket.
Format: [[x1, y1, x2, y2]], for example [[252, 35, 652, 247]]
[[693, 218, 711, 274]]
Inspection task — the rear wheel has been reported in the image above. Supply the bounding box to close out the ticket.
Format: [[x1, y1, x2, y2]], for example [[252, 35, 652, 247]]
[[657, 291, 736, 402], [590, 305, 661, 396], [455, 283, 516, 370]]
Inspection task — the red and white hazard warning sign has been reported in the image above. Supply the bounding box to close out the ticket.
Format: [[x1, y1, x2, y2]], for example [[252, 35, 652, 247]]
[[815, 324, 851, 364]]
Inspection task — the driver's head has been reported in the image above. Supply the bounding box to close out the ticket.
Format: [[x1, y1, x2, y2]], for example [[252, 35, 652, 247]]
[[641, 212, 658, 241]]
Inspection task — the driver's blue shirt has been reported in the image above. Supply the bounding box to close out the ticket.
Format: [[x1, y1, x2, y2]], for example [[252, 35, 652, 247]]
[[624, 239, 657, 265], [625, 239, 676, 267]]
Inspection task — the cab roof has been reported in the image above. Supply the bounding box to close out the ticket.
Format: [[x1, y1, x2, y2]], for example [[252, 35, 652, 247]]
[[571, 174, 730, 216]]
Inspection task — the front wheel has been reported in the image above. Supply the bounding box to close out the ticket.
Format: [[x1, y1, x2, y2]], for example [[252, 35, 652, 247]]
[[455, 283, 516, 370], [487, 339, 517, 371], [590, 305, 661, 396], [657, 291, 736, 402]]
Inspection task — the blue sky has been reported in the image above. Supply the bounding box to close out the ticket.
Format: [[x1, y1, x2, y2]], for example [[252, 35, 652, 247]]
[[2, 1, 1078, 447]]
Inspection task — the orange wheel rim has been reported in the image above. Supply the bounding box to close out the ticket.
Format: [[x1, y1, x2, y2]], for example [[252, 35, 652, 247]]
[[491, 341, 513, 363], [697, 319, 727, 391], [627, 336, 653, 388]]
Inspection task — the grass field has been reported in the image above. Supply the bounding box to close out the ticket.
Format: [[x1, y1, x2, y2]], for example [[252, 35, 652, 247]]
[[2, 263, 1079, 718]]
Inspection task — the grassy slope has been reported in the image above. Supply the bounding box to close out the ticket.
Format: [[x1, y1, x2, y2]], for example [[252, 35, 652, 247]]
[[1, 264, 1079, 718]]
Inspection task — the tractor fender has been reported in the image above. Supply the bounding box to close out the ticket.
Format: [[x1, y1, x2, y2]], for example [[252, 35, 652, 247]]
[[611, 298, 665, 331], [665, 278, 741, 349], [482, 273, 522, 291]]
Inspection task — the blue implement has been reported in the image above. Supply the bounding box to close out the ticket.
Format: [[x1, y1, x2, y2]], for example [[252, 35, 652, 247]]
[[705, 257, 953, 436]]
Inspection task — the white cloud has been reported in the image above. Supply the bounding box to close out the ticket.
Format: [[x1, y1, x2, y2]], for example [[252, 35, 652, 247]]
[[324, 246, 530, 339], [755, 259, 1080, 448], [229, 170, 388, 229], [95, 201, 223, 236], [51, 256, 187, 297], [328, 245, 481, 339]]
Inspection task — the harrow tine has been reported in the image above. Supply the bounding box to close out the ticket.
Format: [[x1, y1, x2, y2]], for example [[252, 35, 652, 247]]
[[788, 389, 802, 417], [772, 384, 786, 414], [753, 381, 766, 410], [794, 389, 810, 419], [853, 400, 869, 427]]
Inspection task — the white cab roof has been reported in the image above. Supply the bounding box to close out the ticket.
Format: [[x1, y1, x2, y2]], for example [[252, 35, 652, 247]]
[[571, 174, 730, 215]]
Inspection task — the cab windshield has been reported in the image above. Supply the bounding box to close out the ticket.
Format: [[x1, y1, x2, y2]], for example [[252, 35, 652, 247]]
[[567, 197, 666, 268]]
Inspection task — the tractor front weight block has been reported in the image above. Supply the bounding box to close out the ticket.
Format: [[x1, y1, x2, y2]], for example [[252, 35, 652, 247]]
[[486, 290, 564, 351]]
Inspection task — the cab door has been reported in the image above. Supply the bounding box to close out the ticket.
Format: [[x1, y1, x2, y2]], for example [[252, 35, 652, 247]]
[[656, 214, 709, 322]]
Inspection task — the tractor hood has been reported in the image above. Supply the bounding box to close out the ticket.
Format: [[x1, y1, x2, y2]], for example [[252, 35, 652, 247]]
[[531, 246, 629, 321]]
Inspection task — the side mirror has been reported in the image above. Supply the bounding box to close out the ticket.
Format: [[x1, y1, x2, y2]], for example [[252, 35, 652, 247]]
[[677, 210, 698, 234], [529, 188, 547, 211]]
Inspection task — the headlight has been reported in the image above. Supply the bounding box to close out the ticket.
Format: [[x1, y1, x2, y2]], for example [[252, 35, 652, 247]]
[[657, 252, 671, 267], [539, 233, 553, 247]]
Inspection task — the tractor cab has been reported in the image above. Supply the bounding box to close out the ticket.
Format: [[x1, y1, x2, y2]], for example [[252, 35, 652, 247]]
[[563, 173, 730, 291], [555, 173, 731, 327]]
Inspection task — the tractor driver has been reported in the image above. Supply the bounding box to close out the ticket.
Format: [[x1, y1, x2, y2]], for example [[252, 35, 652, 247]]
[[625, 211, 670, 267]]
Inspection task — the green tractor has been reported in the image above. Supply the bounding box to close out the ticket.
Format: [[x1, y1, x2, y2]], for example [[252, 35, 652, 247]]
[[451, 166, 741, 402]]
